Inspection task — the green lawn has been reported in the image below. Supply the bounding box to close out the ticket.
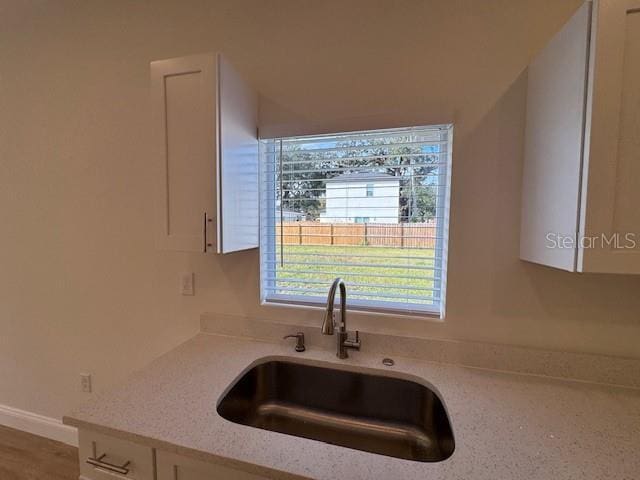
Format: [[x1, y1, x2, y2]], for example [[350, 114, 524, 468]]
[[272, 244, 437, 304]]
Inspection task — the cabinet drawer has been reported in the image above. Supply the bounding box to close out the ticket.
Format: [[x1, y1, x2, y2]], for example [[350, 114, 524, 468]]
[[156, 449, 269, 480], [78, 429, 155, 480]]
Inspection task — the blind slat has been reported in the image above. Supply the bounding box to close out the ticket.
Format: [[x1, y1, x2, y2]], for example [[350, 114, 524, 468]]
[[262, 153, 448, 166], [263, 260, 441, 271], [267, 187, 448, 194], [263, 287, 440, 302], [264, 233, 445, 240], [279, 192, 439, 198], [267, 125, 449, 145], [262, 268, 439, 281], [275, 165, 446, 176], [263, 139, 448, 155], [273, 252, 436, 261], [265, 277, 438, 291]]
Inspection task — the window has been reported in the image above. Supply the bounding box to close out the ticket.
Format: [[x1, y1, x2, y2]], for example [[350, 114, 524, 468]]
[[260, 125, 452, 316], [366, 183, 374, 197]]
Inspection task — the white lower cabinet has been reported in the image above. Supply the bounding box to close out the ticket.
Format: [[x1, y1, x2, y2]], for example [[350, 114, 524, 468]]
[[79, 429, 269, 480], [156, 450, 269, 480], [78, 430, 155, 480]]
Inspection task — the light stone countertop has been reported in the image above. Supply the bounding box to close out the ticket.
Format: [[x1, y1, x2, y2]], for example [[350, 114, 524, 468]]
[[64, 333, 640, 480]]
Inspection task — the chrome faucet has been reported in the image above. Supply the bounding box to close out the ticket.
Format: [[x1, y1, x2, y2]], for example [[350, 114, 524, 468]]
[[321, 278, 361, 359]]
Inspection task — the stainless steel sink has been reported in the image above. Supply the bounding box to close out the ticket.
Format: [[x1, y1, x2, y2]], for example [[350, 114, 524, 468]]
[[216, 360, 454, 462]]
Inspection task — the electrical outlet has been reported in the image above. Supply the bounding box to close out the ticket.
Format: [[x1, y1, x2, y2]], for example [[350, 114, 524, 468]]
[[181, 272, 194, 296], [80, 373, 92, 393]]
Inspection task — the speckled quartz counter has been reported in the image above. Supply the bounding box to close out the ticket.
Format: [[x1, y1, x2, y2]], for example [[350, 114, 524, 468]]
[[64, 333, 640, 480]]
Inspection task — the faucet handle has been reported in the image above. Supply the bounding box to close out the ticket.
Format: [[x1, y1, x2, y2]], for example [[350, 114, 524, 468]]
[[343, 330, 361, 351], [283, 332, 306, 352]]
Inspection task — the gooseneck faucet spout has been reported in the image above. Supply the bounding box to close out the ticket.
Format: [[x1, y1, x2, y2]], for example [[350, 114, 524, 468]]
[[321, 278, 361, 359], [321, 278, 345, 335]]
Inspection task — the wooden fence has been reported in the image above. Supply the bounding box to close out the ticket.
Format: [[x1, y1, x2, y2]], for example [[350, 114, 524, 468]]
[[277, 221, 437, 248]]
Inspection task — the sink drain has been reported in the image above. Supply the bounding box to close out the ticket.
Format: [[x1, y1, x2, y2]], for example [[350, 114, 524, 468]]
[[382, 358, 395, 367]]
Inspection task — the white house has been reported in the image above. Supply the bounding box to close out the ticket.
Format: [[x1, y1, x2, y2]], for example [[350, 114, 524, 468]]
[[320, 172, 400, 224]]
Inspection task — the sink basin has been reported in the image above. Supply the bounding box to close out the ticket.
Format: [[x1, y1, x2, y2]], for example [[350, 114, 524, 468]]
[[216, 360, 454, 462]]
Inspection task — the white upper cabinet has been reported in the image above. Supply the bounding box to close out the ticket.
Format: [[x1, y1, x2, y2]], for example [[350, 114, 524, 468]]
[[520, 2, 592, 271], [151, 53, 259, 254], [521, 0, 640, 273], [216, 55, 259, 254]]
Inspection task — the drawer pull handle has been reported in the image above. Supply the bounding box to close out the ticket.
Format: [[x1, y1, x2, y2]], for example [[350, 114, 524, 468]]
[[87, 453, 131, 475]]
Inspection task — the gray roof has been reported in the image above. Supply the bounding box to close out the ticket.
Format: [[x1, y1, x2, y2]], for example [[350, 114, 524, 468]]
[[325, 172, 398, 183]]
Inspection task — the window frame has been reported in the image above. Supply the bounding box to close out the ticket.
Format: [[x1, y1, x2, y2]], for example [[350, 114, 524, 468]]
[[365, 183, 374, 197], [259, 125, 453, 318]]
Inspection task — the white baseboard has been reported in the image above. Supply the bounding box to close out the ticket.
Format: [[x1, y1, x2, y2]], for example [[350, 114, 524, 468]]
[[0, 403, 78, 447]]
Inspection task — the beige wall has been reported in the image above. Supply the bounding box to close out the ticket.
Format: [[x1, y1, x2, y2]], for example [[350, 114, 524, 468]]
[[2, 0, 639, 421]]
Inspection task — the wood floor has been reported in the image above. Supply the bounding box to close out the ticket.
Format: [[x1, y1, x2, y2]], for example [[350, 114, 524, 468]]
[[0, 425, 79, 480]]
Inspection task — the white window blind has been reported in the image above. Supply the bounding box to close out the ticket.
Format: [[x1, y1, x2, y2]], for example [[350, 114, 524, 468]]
[[260, 125, 452, 316]]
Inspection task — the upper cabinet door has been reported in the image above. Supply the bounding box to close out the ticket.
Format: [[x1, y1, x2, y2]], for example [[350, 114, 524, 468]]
[[579, 0, 640, 273], [521, 0, 640, 273], [217, 55, 259, 254], [151, 53, 259, 254], [520, 2, 592, 271], [151, 54, 217, 253]]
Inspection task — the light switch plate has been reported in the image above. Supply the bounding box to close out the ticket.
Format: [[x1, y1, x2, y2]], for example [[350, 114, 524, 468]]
[[80, 373, 92, 393], [181, 272, 195, 296]]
